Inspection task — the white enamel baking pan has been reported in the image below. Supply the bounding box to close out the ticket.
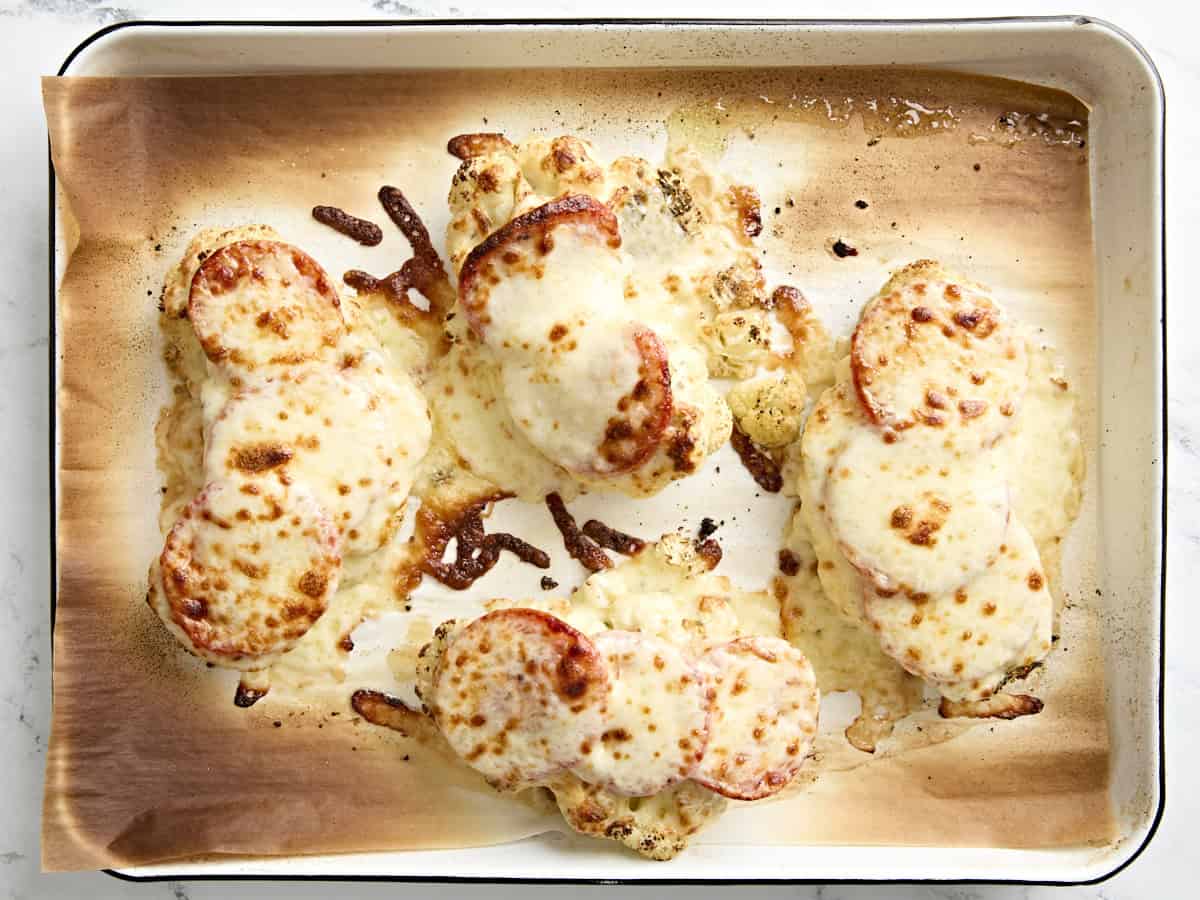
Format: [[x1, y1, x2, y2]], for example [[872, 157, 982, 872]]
[[50, 17, 1165, 886]]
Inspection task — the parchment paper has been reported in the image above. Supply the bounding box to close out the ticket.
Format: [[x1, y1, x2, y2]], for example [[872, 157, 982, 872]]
[[42, 69, 1112, 872]]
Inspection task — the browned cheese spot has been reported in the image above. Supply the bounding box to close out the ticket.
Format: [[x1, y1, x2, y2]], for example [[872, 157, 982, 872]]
[[297, 570, 328, 599], [231, 558, 267, 579], [908, 520, 941, 546], [230, 443, 294, 473], [959, 399, 988, 419], [778, 549, 801, 576], [891, 505, 915, 529], [602, 728, 633, 743]]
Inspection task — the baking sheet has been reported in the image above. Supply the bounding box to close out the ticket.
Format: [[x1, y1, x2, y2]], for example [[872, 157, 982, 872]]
[[43, 68, 1113, 872]]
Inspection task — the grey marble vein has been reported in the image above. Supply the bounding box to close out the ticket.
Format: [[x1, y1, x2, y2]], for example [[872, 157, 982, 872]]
[[0, 1, 138, 24]]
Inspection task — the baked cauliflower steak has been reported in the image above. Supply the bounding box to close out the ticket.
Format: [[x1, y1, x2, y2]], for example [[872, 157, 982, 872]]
[[431, 132, 824, 501]]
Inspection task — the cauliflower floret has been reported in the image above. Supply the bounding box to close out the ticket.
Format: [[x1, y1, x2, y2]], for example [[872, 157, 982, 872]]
[[726, 371, 808, 449], [706, 258, 767, 310], [446, 151, 530, 271], [516, 135, 607, 199], [548, 774, 726, 860], [699, 309, 772, 378], [650, 530, 721, 578]]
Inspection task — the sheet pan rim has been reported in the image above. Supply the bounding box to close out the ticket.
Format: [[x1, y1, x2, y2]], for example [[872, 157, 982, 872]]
[[45, 14, 1166, 886]]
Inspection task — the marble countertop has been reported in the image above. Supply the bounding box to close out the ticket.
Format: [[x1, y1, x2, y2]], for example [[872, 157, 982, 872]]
[[2, 0, 1193, 897]]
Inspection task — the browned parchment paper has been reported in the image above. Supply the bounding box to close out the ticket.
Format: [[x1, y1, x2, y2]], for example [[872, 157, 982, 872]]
[[43, 70, 1112, 872]]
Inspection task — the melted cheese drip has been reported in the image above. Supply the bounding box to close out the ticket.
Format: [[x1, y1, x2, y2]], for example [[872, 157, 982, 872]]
[[427, 336, 578, 501], [776, 510, 923, 753], [1008, 348, 1086, 612]]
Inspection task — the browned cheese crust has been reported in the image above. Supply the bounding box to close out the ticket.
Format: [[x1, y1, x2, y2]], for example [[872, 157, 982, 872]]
[[457, 194, 675, 475], [850, 259, 1025, 443], [429, 609, 611, 791], [457, 193, 622, 336], [188, 240, 346, 372], [157, 483, 342, 663]]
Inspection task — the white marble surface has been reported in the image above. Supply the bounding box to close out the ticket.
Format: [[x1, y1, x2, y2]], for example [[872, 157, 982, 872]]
[[1, 0, 1193, 896]]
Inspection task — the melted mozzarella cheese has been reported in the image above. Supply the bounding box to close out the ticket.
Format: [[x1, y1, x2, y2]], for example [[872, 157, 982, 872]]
[[824, 428, 1011, 596], [160, 225, 283, 388], [695, 637, 819, 800], [430, 609, 610, 791], [418, 531, 817, 854], [462, 209, 674, 478], [864, 517, 1052, 694], [427, 337, 577, 501], [154, 229, 434, 679], [188, 240, 346, 374], [499, 322, 648, 475], [572, 631, 710, 797], [204, 357, 429, 554], [440, 135, 769, 500], [796, 264, 1074, 705], [268, 581, 390, 699], [154, 481, 342, 669], [1008, 348, 1086, 554], [479, 223, 630, 346], [798, 373, 877, 624], [568, 534, 742, 649], [777, 509, 923, 754], [850, 260, 1029, 446]]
